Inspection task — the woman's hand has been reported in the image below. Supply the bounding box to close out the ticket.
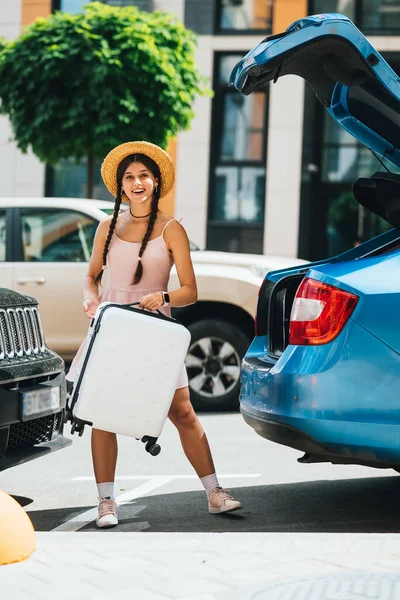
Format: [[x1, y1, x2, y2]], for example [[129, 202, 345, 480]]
[[139, 292, 164, 312], [83, 297, 99, 318]]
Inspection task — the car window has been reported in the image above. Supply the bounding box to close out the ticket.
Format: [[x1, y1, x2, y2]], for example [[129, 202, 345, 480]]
[[20, 208, 98, 262], [0, 211, 6, 261]]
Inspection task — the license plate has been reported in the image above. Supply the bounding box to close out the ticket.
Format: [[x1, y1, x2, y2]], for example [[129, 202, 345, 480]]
[[22, 387, 61, 419]]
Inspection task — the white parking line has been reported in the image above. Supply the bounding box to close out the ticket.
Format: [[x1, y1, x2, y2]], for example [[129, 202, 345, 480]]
[[53, 476, 174, 532], [54, 474, 261, 532]]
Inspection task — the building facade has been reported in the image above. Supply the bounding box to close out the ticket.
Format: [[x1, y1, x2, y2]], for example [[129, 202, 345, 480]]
[[1, 1, 400, 260]]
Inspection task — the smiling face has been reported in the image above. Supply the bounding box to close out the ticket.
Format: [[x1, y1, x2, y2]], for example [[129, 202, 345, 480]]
[[122, 161, 159, 206]]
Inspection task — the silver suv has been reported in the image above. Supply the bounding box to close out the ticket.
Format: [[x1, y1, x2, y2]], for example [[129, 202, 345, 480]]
[[0, 198, 306, 410]]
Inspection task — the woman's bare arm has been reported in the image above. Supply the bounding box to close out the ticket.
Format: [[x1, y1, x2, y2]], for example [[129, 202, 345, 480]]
[[164, 221, 197, 307], [82, 218, 111, 301]]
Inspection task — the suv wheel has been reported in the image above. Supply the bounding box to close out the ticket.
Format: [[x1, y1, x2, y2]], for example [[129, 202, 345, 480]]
[[186, 319, 251, 411]]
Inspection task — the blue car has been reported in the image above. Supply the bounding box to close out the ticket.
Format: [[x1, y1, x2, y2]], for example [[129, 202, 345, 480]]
[[230, 13, 400, 470]]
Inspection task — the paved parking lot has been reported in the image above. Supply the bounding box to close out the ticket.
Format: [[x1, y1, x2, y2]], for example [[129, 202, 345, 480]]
[[3, 532, 400, 599], [3, 413, 400, 598]]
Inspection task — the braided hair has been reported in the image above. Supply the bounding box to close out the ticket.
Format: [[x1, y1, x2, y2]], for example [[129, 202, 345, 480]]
[[94, 153, 161, 286]]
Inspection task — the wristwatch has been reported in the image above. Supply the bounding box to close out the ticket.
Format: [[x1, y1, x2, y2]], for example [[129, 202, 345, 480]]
[[162, 292, 170, 306]]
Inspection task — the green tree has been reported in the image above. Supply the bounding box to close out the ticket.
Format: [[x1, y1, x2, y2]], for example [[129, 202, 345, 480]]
[[0, 2, 208, 197]]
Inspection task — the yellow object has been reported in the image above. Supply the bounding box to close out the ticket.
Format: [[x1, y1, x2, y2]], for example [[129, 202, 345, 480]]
[[101, 141, 175, 199], [0, 491, 36, 566]]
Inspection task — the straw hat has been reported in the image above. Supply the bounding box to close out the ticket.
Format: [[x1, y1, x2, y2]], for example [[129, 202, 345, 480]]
[[101, 141, 175, 199]]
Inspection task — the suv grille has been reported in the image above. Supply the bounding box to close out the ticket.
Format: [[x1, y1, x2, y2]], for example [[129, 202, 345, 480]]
[[0, 307, 46, 360], [6, 412, 62, 454]]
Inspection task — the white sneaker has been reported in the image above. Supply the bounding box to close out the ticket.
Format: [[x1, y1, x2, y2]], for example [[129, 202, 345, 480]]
[[208, 488, 242, 514], [96, 498, 118, 528]]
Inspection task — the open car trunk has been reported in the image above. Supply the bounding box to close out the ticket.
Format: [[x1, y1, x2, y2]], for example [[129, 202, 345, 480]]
[[353, 172, 400, 230], [230, 13, 400, 229]]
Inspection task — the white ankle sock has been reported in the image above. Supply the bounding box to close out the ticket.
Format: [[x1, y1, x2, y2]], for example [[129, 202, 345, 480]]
[[200, 473, 220, 499], [97, 482, 115, 500]]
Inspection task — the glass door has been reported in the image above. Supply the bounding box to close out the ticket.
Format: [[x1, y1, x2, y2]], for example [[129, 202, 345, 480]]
[[207, 53, 269, 254]]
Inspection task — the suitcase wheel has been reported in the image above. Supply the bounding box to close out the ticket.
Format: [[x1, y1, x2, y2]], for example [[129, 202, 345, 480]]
[[71, 421, 85, 436], [146, 442, 161, 456]]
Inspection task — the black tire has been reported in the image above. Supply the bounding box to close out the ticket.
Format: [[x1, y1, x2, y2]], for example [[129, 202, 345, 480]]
[[186, 319, 251, 412]]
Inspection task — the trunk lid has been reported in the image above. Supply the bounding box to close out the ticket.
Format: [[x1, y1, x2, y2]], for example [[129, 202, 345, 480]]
[[230, 13, 400, 175]]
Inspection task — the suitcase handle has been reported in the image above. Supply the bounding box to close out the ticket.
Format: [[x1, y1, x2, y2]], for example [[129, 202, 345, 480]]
[[128, 301, 163, 316]]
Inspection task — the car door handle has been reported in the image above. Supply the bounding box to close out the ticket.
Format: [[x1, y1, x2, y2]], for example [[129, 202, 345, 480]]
[[17, 276, 46, 285]]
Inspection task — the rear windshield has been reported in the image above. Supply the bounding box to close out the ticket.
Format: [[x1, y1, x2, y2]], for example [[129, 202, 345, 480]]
[[348, 79, 400, 148]]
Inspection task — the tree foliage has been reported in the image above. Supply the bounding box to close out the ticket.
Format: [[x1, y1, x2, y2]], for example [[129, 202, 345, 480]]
[[0, 38, 7, 58], [0, 2, 208, 194]]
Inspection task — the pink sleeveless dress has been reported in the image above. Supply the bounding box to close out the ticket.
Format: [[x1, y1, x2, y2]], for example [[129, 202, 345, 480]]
[[66, 219, 188, 389]]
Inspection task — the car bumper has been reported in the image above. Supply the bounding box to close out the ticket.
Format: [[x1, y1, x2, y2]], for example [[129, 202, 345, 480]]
[[0, 433, 71, 471], [240, 320, 400, 466], [0, 371, 66, 428], [0, 370, 70, 467]]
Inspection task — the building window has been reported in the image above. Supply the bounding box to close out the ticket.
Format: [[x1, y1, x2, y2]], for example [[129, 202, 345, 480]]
[[52, 0, 88, 11], [207, 54, 269, 254], [311, 0, 400, 35], [216, 0, 273, 33], [53, 1, 152, 12], [96, 1, 154, 8], [46, 158, 110, 200]]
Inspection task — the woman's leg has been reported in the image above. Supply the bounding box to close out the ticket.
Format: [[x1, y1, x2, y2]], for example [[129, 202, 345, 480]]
[[91, 428, 119, 527], [168, 387, 241, 513], [168, 386, 215, 478], [91, 428, 118, 483]]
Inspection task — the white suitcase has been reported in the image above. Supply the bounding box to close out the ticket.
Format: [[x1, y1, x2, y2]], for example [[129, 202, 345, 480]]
[[69, 302, 191, 455]]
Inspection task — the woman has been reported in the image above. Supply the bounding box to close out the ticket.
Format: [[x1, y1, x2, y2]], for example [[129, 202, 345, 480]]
[[67, 141, 242, 528]]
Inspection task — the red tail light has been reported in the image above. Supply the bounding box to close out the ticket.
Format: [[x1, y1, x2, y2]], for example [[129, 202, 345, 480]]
[[289, 278, 359, 346]]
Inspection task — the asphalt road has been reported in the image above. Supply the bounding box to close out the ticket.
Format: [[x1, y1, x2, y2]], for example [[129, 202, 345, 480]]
[[2, 412, 400, 533]]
